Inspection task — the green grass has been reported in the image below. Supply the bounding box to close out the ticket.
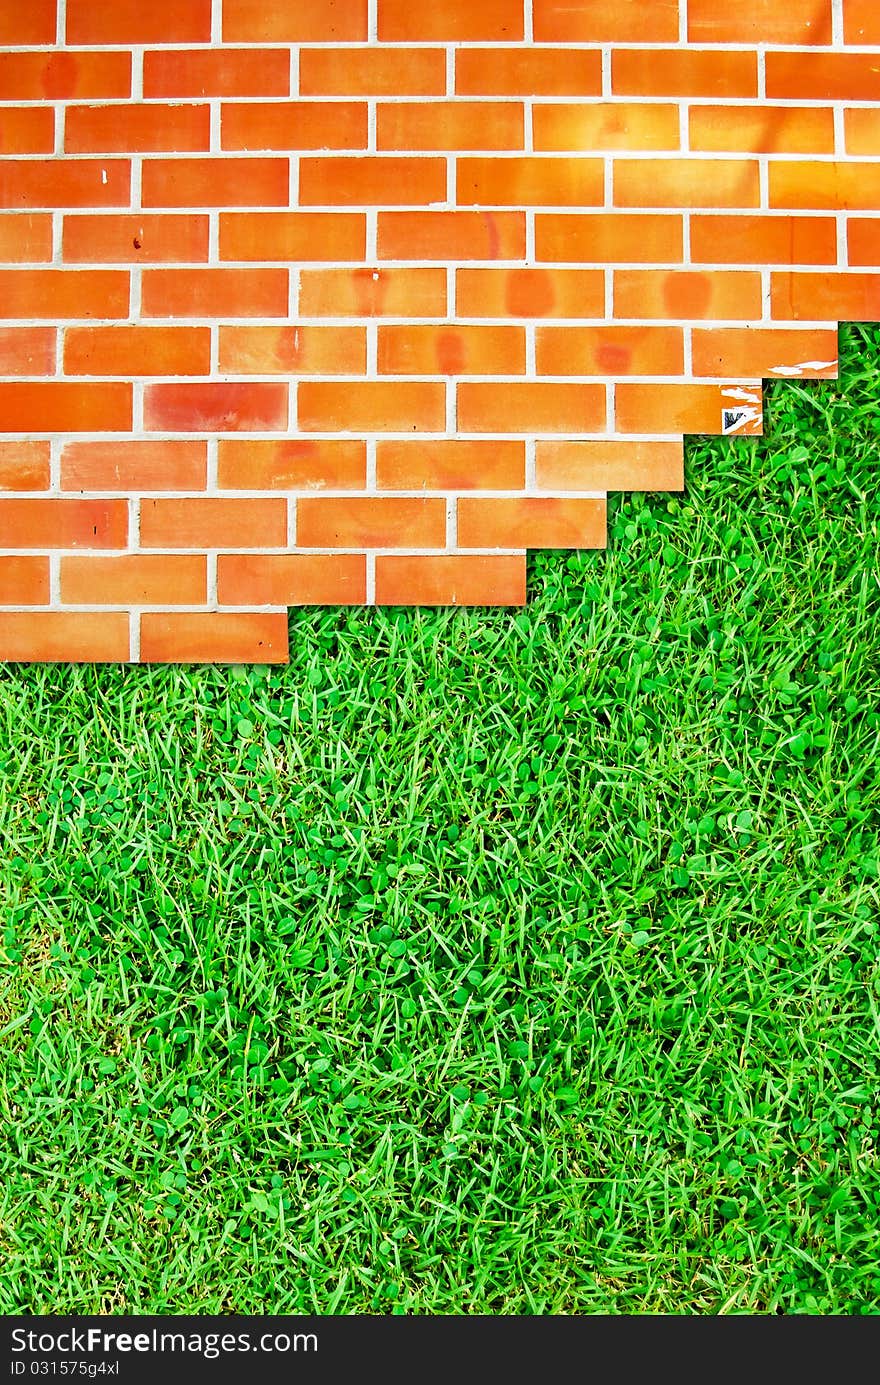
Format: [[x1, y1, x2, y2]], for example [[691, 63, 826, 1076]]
[[1, 323, 878, 1316]]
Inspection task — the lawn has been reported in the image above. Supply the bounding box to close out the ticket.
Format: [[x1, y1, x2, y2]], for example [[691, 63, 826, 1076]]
[[0, 324, 878, 1315]]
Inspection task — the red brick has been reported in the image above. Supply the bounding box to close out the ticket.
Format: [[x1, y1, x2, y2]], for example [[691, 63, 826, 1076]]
[[66, 104, 210, 155], [534, 103, 679, 153], [141, 269, 289, 319], [0, 270, 129, 319], [848, 220, 880, 268], [140, 613, 288, 664], [614, 270, 763, 320], [0, 0, 56, 44], [536, 326, 684, 377], [219, 325, 366, 375], [535, 213, 683, 264], [845, 0, 880, 42], [0, 499, 128, 548], [217, 439, 366, 491], [220, 212, 365, 263], [457, 497, 607, 547], [376, 440, 525, 490], [64, 327, 211, 378], [0, 442, 51, 492], [67, 0, 212, 44], [458, 158, 603, 208], [378, 102, 524, 152], [61, 556, 207, 606], [300, 158, 447, 207], [0, 108, 55, 156], [375, 555, 526, 605], [0, 383, 131, 433], [217, 554, 367, 605], [0, 328, 56, 377], [615, 159, 760, 209], [687, 0, 832, 43], [535, 0, 678, 41], [300, 48, 445, 97], [0, 558, 49, 605], [299, 268, 446, 317], [378, 325, 526, 375], [144, 384, 289, 433], [692, 328, 839, 379], [143, 159, 289, 209], [766, 53, 880, 102], [63, 214, 210, 265], [690, 214, 837, 267], [456, 268, 605, 318], [298, 497, 446, 547], [143, 49, 290, 98], [456, 48, 602, 97], [536, 440, 684, 492], [0, 52, 131, 101], [62, 441, 207, 492], [378, 211, 525, 261], [0, 215, 53, 264], [613, 50, 758, 98], [140, 498, 288, 549], [222, 102, 367, 152], [771, 272, 880, 322], [298, 382, 445, 432], [769, 162, 880, 212], [224, 0, 368, 42], [0, 613, 130, 662], [0, 161, 130, 211], [616, 383, 764, 434], [690, 106, 835, 156], [457, 383, 606, 433], [379, 0, 522, 40]]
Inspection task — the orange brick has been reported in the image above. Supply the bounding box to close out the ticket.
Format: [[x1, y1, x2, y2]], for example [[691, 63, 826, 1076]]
[[141, 269, 289, 319], [614, 158, 760, 209], [300, 157, 446, 207], [62, 441, 207, 492], [144, 384, 289, 433], [217, 439, 366, 490], [299, 268, 446, 317], [140, 498, 287, 549], [692, 328, 839, 379], [219, 326, 366, 375], [143, 49, 290, 98], [0, 160, 130, 210], [0, 0, 55, 44], [0, 558, 49, 605], [534, 103, 680, 153], [771, 272, 880, 322], [766, 53, 880, 102], [376, 439, 525, 490], [61, 556, 207, 606], [690, 106, 835, 155], [0, 215, 53, 264], [0, 442, 51, 491], [0, 499, 128, 548], [456, 48, 602, 97], [378, 325, 526, 375], [0, 328, 56, 377], [375, 554, 526, 605], [66, 104, 210, 154], [845, 110, 880, 156], [220, 212, 365, 263], [770, 162, 880, 212], [378, 102, 524, 152], [64, 327, 211, 378], [845, 0, 880, 43], [536, 213, 683, 264], [0, 270, 129, 320], [848, 220, 880, 268], [300, 48, 445, 97], [222, 102, 367, 152], [457, 382, 606, 433], [142, 158, 289, 209], [140, 612, 288, 664], [458, 157, 603, 208], [0, 108, 55, 156], [298, 382, 445, 432], [67, 0, 213, 44], [63, 214, 210, 265], [535, 0, 678, 41], [536, 440, 684, 491], [217, 554, 367, 605], [616, 383, 763, 435], [0, 52, 131, 101], [379, 0, 522, 39], [0, 383, 131, 433], [457, 497, 607, 547], [298, 497, 446, 547], [536, 326, 684, 377], [0, 613, 130, 662], [614, 270, 763, 320], [613, 50, 757, 98], [456, 268, 605, 318], [378, 211, 525, 261], [687, 0, 832, 43], [690, 214, 837, 266], [223, 0, 368, 42]]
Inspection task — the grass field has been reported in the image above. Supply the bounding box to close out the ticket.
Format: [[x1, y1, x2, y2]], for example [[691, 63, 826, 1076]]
[[0, 324, 878, 1315]]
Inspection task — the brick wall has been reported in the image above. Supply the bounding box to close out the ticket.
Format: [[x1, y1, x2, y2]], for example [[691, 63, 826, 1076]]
[[0, 0, 874, 662]]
